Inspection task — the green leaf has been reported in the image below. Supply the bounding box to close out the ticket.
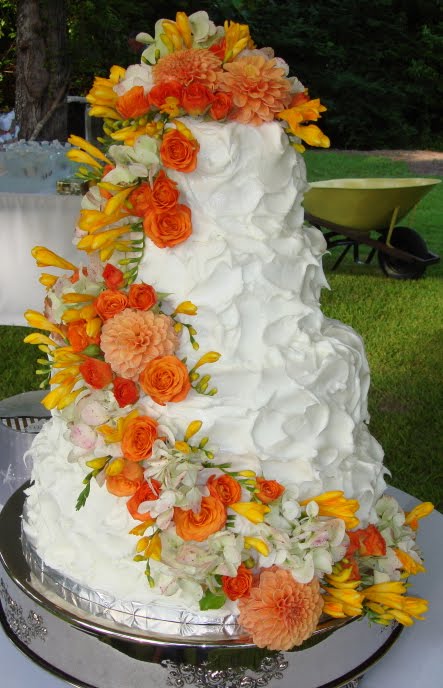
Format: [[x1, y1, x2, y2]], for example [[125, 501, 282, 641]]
[[81, 344, 102, 357], [199, 590, 226, 611]]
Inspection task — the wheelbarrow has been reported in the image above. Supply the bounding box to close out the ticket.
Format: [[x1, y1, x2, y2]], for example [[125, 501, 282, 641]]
[[303, 177, 441, 278]]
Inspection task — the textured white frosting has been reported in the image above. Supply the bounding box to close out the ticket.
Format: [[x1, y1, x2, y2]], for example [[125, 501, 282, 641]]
[[24, 119, 387, 608], [138, 119, 387, 517]]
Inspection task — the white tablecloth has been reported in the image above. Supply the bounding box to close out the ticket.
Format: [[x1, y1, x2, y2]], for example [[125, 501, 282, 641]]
[[0, 192, 82, 325], [0, 487, 442, 687]]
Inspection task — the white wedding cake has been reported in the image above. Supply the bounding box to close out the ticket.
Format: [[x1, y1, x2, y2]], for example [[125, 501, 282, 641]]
[[21, 11, 429, 651]]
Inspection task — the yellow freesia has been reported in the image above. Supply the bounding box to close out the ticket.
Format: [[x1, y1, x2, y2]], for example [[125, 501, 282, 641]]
[[184, 420, 203, 441], [244, 536, 270, 557], [173, 301, 198, 316], [223, 20, 254, 62], [172, 119, 197, 142], [299, 491, 360, 529], [24, 310, 66, 339], [404, 502, 434, 530], [191, 351, 221, 371], [175, 12, 192, 48], [144, 533, 162, 561], [174, 441, 191, 454], [97, 410, 139, 444], [31, 246, 77, 271], [66, 149, 104, 170], [104, 186, 137, 216], [67, 135, 111, 165], [23, 332, 55, 347], [105, 458, 125, 476], [322, 586, 364, 617], [62, 292, 95, 304], [39, 273, 58, 289], [86, 66, 125, 119], [86, 456, 111, 471], [230, 501, 270, 524], [394, 548, 426, 575], [162, 20, 184, 51], [89, 106, 122, 121]]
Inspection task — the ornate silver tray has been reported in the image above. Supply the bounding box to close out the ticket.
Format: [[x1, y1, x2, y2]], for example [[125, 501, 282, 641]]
[[0, 485, 403, 688]]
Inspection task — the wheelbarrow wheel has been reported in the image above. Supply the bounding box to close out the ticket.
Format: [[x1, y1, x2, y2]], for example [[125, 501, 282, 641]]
[[378, 226, 428, 279]]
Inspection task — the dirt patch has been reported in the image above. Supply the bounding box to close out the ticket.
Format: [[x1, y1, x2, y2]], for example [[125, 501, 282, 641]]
[[332, 149, 443, 177]]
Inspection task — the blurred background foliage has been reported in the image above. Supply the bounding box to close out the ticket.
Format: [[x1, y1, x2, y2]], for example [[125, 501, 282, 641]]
[[0, 0, 442, 149]]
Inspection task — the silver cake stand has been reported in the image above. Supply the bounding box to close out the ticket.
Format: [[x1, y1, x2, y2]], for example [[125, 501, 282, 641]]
[[0, 483, 403, 688]]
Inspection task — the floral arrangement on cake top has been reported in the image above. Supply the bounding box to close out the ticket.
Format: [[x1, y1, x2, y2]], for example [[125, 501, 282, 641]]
[[23, 10, 433, 652]]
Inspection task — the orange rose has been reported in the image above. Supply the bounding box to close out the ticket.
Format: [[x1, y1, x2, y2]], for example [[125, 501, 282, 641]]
[[139, 355, 191, 405], [95, 290, 129, 321], [347, 524, 386, 557], [128, 283, 157, 310], [126, 478, 162, 521], [182, 83, 213, 116], [113, 377, 139, 408], [209, 91, 233, 121], [143, 204, 192, 248], [79, 357, 113, 389], [150, 170, 180, 210], [116, 85, 151, 119], [149, 80, 183, 109], [222, 564, 253, 600], [208, 474, 242, 505], [129, 182, 153, 217], [255, 477, 285, 504], [67, 320, 100, 353], [106, 460, 144, 497], [121, 415, 159, 462], [174, 496, 226, 542], [160, 129, 199, 173], [103, 263, 125, 290]]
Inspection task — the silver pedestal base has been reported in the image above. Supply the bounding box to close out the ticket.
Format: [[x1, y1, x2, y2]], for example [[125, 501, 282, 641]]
[[0, 486, 402, 688]]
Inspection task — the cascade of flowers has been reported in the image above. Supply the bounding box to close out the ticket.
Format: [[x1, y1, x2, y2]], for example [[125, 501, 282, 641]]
[[23, 10, 433, 652]]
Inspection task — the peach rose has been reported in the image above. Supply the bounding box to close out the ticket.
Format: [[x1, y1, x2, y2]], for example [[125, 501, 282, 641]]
[[255, 477, 285, 504], [222, 564, 253, 601], [143, 204, 192, 248], [149, 80, 183, 109], [121, 415, 158, 462], [79, 357, 113, 389], [182, 83, 213, 116], [126, 478, 162, 521], [106, 461, 144, 497], [113, 377, 139, 408], [209, 91, 233, 120], [116, 85, 151, 119], [150, 170, 180, 210], [160, 129, 199, 173], [174, 496, 226, 542], [95, 290, 129, 321], [139, 356, 191, 405], [208, 474, 242, 506], [128, 283, 157, 311], [102, 263, 125, 290]]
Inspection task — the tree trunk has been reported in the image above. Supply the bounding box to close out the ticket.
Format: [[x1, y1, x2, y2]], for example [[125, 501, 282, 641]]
[[15, 0, 69, 141]]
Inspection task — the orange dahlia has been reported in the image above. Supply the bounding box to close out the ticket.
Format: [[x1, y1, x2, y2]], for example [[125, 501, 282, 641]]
[[100, 309, 179, 381], [153, 48, 222, 90], [217, 55, 291, 126], [238, 567, 323, 650]]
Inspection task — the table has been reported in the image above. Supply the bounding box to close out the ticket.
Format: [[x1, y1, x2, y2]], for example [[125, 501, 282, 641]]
[[0, 192, 82, 325], [0, 487, 441, 687]]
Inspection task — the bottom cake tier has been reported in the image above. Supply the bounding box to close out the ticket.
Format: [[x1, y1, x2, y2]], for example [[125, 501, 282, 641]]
[[0, 485, 402, 688]]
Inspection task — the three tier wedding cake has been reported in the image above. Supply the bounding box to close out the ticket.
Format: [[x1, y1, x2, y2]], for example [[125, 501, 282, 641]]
[[22, 10, 431, 651]]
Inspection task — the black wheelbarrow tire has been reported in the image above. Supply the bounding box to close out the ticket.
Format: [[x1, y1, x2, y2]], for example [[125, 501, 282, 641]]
[[377, 226, 428, 279]]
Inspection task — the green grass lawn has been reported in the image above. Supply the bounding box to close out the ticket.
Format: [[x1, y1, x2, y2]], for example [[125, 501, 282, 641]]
[[0, 151, 441, 509]]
